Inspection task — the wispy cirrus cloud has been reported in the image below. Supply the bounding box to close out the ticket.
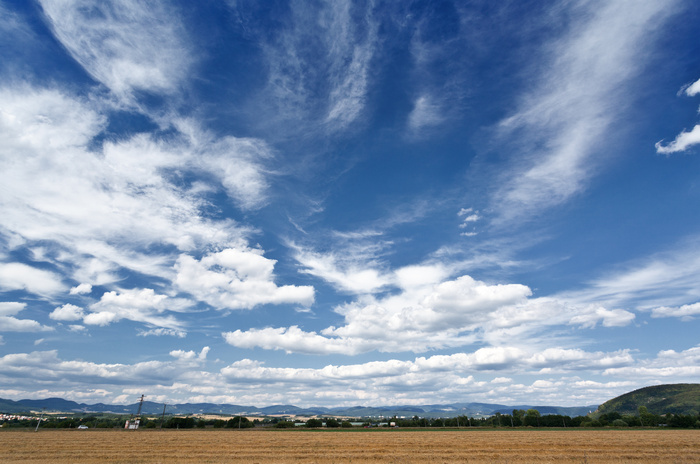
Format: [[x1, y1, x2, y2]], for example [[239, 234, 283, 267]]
[[559, 236, 700, 312], [405, 1, 465, 137], [242, 0, 378, 134], [38, 0, 193, 100], [493, 0, 679, 222]]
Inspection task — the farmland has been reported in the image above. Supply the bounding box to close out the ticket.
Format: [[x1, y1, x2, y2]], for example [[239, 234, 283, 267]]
[[1, 429, 698, 463]]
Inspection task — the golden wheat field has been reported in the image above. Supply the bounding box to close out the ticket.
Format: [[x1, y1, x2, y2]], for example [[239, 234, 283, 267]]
[[1, 429, 698, 463]]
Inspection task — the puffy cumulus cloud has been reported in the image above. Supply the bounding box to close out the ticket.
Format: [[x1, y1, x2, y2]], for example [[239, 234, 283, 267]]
[[225, 274, 533, 354], [169, 346, 209, 361], [655, 125, 700, 154], [69, 283, 92, 295], [49, 304, 85, 322], [603, 345, 700, 379], [225, 267, 639, 355], [175, 248, 314, 310], [651, 302, 700, 319], [38, 0, 193, 100], [320, 276, 531, 349], [0, 262, 65, 296], [84, 288, 192, 329]]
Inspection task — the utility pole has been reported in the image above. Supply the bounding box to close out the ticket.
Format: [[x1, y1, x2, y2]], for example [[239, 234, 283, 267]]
[[160, 403, 167, 429], [34, 409, 45, 432]]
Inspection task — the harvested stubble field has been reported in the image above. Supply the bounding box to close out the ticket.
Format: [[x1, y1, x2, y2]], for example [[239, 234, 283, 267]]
[[1, 429, 698, 464]]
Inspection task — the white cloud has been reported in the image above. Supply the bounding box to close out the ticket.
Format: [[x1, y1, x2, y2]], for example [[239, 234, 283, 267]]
[[0, 262, 65, 296], [0, 317, 52, 332], [0, 84, 275, 296], [655, 124, 700, 154], [323, 1, 377, 130], [293, 248, 391, 295], [0, 345, 646, 406], [603, 345, 700, 379], [170, 346, 209, 361], [253, 0, 378, 133], [69, 283, 92, 295], [223, 326, 377, 356], [460, 213, 480, 224], [528, 348, 633, 371], [408, 94, 445, 131], [684, 78, 700, 97], [38, 0, 193, 100], [561, 237, 700, 311], [137, 328, 187, 338], [84, 288, 192, 329], [225, 273, 533, 354], [0, 302, 53, 332], [175, 248, 314, 310], [0, 349, 201, 389], [50, 304, 85, 322], [568, 306, 635, 329], [491, 377, 512, 384], [0, 302, 26, 316], [494, 0, 678, 222], [651, 302, 700, 319]]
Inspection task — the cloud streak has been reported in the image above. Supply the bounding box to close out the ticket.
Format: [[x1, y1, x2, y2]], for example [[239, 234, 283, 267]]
[[39, 0, 193, 100], [494, 0, 679, 222]]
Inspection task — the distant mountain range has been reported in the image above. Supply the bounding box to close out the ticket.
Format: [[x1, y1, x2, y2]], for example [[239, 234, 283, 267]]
[[0, 397, 595, 418]]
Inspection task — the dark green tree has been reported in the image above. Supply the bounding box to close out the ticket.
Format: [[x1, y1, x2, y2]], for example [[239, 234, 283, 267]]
[[306, 418, 323, 428]]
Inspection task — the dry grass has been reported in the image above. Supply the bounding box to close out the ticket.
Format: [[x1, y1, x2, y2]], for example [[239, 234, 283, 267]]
[[1, 428, 698, 463]]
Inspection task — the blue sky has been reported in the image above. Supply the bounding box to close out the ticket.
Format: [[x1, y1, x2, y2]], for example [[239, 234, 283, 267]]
[[1, 0, 699, 408]]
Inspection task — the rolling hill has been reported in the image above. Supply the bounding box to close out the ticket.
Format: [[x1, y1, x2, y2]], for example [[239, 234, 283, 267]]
[[595, 384, 700, 416]]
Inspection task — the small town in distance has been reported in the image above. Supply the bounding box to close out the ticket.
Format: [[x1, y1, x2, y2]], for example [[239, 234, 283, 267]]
[[2, 384, 699, 430]]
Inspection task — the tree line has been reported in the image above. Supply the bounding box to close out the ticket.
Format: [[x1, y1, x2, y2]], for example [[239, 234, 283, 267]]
[[3, 406, 699, 429]]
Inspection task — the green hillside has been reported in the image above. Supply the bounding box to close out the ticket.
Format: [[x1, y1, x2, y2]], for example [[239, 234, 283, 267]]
[[596, 384, 700, 416]]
